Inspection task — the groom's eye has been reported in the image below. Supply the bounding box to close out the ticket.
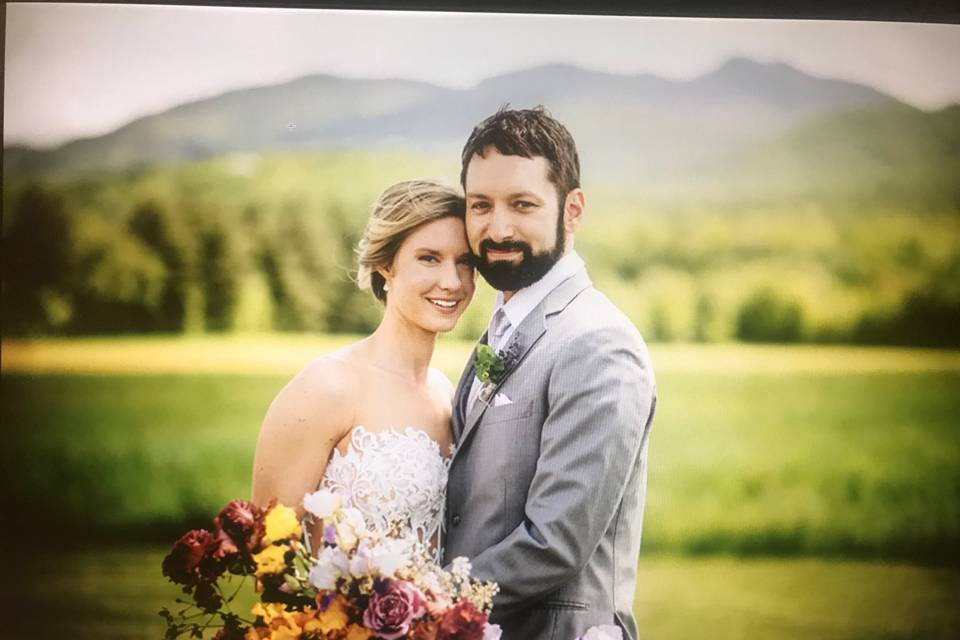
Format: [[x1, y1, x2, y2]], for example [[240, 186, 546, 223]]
[[469, 201, 490, 212], [514, 200, 536, 210]]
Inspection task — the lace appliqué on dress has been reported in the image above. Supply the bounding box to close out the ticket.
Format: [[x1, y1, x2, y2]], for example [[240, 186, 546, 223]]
[[319, 427, 452, 559]]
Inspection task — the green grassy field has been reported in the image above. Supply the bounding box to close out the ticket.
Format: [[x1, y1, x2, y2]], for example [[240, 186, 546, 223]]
[[5, 337, 959, 559], [4, 337, 960, 638]]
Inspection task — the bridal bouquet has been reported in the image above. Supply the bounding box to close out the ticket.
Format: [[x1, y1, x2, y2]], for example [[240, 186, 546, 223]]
[[160, 490, 500, 639]]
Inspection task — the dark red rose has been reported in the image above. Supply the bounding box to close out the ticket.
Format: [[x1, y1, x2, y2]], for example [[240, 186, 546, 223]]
[[212, 616, 248, 640], [162, 529, 221, 586], [193, 580, 223, 613], [363, 579, 427, 640], [213, 499, 265, 558], [438, 600, 487, 640]]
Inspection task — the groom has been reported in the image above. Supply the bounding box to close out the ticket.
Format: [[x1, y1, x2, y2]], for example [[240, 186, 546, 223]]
[[444, 107, 657, 640]]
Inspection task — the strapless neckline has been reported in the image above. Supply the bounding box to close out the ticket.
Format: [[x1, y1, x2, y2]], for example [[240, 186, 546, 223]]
[[332, 425, 455, 462]]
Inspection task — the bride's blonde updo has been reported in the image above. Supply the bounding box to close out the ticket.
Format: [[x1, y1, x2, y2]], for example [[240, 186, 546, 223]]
[[357, 179, 466, 304]]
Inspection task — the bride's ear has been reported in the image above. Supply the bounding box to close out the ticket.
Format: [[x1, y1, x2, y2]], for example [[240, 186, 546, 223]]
[[376, 265, 393, 290]]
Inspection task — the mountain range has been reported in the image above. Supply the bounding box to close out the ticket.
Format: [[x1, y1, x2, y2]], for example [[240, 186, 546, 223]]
[[5, 57, 959, 207]]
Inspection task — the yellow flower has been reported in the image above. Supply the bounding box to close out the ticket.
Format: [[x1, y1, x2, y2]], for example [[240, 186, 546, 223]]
[[251, 602, 287, 624], [345, 624, 374, 640], [264, 504, 302, 544], [253, 544, 288, 577], [314, 594, 350, 633]]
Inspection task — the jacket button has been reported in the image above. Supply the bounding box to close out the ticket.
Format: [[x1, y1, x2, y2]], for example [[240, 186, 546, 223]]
[[452, 514, 461, 527]]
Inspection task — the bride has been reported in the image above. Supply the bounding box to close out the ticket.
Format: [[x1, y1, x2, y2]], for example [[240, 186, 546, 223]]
[[251, 178, 475, 556]]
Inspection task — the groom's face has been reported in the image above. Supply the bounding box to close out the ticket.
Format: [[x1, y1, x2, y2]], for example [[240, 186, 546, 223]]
[[464, 147, 566, 293]]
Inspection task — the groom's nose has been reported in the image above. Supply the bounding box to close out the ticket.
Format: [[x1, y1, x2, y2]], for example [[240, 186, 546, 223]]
[[486, 207, 515, 242]]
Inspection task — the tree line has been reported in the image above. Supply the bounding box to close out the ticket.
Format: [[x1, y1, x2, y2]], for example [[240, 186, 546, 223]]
[[3, 153, 959, 347]]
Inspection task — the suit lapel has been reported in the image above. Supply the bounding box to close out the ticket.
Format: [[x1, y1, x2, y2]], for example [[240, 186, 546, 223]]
[[452, 268, 593, 459], [452, 331, 486, 441]]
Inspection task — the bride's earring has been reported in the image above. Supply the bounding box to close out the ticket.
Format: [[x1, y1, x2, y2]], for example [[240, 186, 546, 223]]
[[383, 282, 390, 292]]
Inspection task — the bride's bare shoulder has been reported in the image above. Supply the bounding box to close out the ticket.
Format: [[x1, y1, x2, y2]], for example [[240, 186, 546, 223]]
[[260, 352, 360, 437], [252, 352, 359, 508]]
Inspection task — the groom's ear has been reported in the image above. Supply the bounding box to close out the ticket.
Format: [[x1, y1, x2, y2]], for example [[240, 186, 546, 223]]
[[562, 188, 586, 235]]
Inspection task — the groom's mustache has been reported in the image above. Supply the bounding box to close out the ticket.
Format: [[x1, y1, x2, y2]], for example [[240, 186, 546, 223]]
[[478, 239, 532, 257]]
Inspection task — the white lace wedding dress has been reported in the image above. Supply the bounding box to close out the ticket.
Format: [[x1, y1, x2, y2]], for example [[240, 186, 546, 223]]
[[317, 426, 452, 560]]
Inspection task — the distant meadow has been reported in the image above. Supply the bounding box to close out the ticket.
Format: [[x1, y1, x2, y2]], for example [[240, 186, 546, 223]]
[[4, 51, 960, 639]]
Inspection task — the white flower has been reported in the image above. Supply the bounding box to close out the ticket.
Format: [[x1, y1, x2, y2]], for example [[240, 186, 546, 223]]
[[341, 507, 368, 535], [450, 556, 472, 580], [578, 625, 623, 640], [308, 547, 342, 590], [483, 623, 503, 640], [414, 567, 443, 594], [303, 489, 340, 520], [369, 537, 411, 577], [349, 555, 371, 577], [343, 538, 373, 577]]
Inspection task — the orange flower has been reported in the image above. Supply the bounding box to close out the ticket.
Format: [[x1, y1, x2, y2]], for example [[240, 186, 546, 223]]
[[345, 624, 375, 640], [314, 594, 350, 633]]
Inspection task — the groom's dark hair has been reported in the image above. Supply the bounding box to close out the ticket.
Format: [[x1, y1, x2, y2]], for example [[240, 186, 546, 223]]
[[460, 106, 581, 205]]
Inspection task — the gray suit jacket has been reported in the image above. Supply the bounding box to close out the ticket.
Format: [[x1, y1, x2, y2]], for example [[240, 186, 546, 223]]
[[444, 267, 656, 640]]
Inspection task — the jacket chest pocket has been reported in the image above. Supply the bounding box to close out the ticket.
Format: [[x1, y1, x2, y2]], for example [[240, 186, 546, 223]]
[[481, 397, 535, 424]]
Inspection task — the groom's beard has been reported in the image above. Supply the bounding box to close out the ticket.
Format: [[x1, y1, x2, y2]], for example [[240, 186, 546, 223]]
[[475, 216, 565, 292]]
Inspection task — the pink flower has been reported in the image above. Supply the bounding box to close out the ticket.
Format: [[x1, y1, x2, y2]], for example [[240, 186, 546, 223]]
[[363, 579, 427, 640]]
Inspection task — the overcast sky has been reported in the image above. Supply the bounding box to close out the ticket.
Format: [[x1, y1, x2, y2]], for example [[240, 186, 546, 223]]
[[5, 3, 960, 148]]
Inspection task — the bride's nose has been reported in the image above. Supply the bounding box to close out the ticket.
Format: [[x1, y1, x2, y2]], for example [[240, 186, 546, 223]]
[[437, 259, 463, 291]]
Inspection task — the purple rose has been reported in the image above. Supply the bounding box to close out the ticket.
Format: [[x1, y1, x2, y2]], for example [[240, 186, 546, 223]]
[[363, 579, 427, 640]]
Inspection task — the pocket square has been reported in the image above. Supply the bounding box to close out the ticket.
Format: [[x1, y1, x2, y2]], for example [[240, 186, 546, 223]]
[[492, 392, 513, 407]]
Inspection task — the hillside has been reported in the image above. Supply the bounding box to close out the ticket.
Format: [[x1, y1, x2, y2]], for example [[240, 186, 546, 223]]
[[5, 57, 907, 182]]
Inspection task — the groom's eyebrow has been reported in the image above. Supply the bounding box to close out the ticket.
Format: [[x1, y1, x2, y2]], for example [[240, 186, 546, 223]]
[[465, 191, 541, 200]]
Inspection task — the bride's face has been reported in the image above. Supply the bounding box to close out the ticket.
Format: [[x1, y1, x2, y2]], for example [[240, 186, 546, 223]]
[[381, 216, 476, 333]]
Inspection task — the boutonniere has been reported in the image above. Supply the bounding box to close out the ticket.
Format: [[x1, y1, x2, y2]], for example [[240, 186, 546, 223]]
[[473, 340, 522, 403]]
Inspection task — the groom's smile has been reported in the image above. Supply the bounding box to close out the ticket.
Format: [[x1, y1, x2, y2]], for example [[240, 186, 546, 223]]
[[481, 239, 530, 263]]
